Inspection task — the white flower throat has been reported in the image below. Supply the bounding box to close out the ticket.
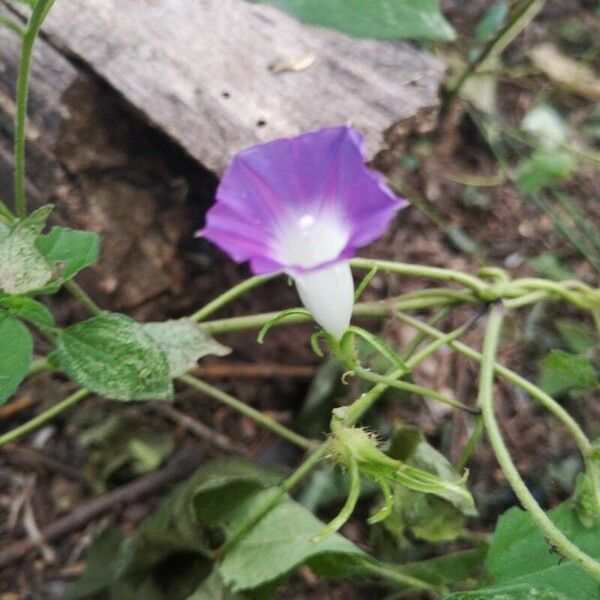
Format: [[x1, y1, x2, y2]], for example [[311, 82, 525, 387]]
[[278, 210, 354, 339], [278, 211, 349, 269]]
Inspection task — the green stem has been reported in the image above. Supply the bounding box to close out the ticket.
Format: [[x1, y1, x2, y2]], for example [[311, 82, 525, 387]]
[[312, 455, 361, 541], [478, 303, 600, 581], [398, 307, 451, 361], [509, 278, 595, 309], [0, 14, 25, 37], [353, 369, 479, 414], [448, 0, 546, 104], [178, 374, 315, 451], [193, 267, 598, 337], [0, 388, 89, 447], [63, 280, 103, 316], [201, 293, 466, 335], [191, 269, 476, 328], [27, 356, 51, 376], [350, 258, 488, 296], [395, 311, 592, 455], [504, 290, 548, 308], [344, 315, 480, 427], [359, 559, 437, 593], [191, 274, 272, 322], [14, 0, 55, 218], [456, 416, 484, 472]]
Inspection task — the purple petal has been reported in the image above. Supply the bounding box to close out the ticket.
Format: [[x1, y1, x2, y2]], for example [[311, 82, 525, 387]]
[[199, 125, 407, 274]]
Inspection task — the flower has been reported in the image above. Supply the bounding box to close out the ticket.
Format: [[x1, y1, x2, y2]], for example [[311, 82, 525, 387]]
[[199, 125, 407, 337]]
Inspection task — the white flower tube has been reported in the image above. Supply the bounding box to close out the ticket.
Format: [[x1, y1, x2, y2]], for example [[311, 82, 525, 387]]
[[292, 261, 354, 339]]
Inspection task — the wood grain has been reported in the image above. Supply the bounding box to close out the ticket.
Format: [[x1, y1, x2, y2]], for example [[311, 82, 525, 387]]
[[38, 0, 444, 173]]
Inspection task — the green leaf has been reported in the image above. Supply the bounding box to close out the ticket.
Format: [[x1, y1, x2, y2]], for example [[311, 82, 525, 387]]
[[79, 414, 174, 493], [187, 570, 248, 600], [401, 493, 466, 542], [539, 349, 598, 397], [449, 586, 569, 599], [0, 313, 33, 403], [143, 319, 230, 377], [56, 313, 173, 401], [0, 205, 54, 294], [35, 226, 100, 289], [0, 221, 10, 242], [0, 294, 55, 328], [475, 2, 508, 42], [556, 320, 598, 354], [528, 253, 573, 281], [219, 492, 364, 591], [250, 0, 456, 41], [118, 459, 280, 578], [517, 150, 576, 196], [64, 526, 125, 600], [447, 503, 600, 599]]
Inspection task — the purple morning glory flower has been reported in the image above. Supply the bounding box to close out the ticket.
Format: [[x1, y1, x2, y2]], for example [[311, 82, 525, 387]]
[[200, 125, 408, 337]]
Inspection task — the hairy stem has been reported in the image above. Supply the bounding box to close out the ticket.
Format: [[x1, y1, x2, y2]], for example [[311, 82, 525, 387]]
[[14, 0, 55, 218]]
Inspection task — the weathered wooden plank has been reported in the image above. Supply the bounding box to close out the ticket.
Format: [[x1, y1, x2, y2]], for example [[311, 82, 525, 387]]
[[38, 0, 444, 173]]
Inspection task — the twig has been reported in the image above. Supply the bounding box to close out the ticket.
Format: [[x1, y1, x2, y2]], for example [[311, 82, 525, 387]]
[[0, 395, 35, 421], [0, 448, 203, 569], [150, 403, 245, 454], [2, 444, 86, 483], [194, 362, 314, 379]]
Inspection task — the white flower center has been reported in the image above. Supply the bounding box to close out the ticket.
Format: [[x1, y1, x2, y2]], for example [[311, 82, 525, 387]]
[[277, 211, 349, 269]]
